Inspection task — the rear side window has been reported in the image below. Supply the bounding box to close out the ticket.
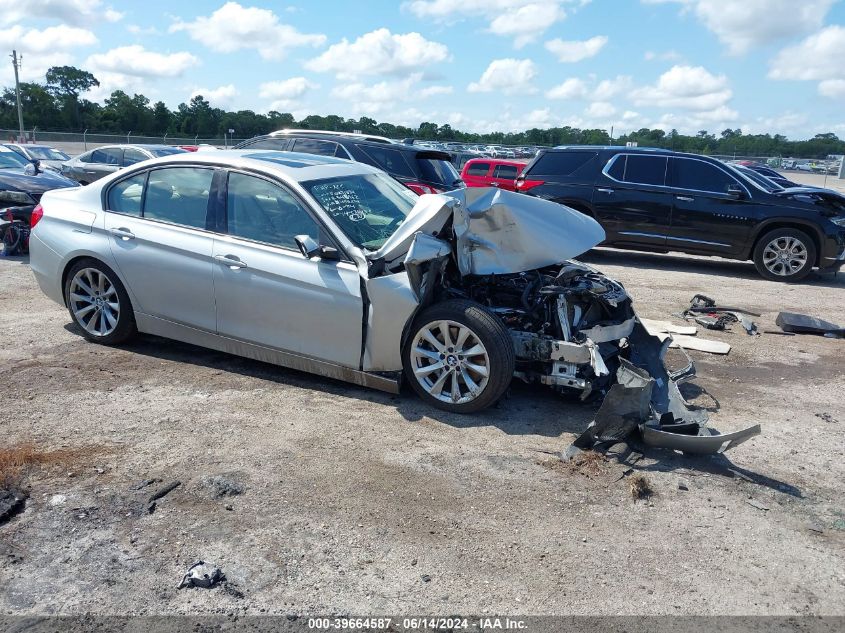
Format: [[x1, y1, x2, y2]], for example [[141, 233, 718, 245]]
[[606, 155, 625, 180], [143, 167, 214, 229], [529, 151, 597, 176], [494, 164, 518, 179], [674, 158, 738, 194], [622, 155, 667, 186], [359, 146, 415, 178], [416, 156, 461, 187], [466, 162, 490, 176], [292, 138, 341, 157], [123, 148, 148, 166], [241, 138, 289, 150], [91, 148, 122, 165], [107, 172, 146, 216]]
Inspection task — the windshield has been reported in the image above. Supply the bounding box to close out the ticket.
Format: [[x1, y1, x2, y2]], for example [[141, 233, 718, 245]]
[[149, 147, 188, 157], [0, 149, 29, 169], [302, 172, 419, 250], [25, 146, 70, 161], [731, 165, 781, 192]]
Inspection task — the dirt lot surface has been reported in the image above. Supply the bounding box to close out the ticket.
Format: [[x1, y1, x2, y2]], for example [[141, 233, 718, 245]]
[[1, 246, 844, 617]]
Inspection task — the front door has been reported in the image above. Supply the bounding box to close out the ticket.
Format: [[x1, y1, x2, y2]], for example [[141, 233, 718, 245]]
[[212, 171, 363, 368], [85, 147, 123, 182], [592, 153, 672, 247], [105, 166, 218, 331], [666, 157, 755, 257]]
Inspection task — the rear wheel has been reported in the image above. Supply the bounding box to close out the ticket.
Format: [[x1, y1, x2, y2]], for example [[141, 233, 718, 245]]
[[65, 259, 137, 344], [402, 299, 515, 413], [753, 228, 816, 282]]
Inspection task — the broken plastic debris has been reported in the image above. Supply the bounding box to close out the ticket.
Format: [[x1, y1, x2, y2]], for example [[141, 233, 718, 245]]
[[177, 560, 225, 589]]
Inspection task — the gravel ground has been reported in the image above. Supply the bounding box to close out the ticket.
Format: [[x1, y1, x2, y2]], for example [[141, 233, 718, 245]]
[[1, 244, 844, 617]]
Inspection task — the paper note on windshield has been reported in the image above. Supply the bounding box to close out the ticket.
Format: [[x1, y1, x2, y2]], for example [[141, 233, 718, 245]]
[[312, 182, 366, 222]]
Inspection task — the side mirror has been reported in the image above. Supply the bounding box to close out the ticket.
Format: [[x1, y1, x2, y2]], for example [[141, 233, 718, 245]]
[[24, 160, 40, 176], [727, 184, 744, 199], [294, 234, 340, 261]]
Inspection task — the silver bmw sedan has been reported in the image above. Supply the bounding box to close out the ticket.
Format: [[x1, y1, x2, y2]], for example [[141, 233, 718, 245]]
[[30, 147, 755, 457]]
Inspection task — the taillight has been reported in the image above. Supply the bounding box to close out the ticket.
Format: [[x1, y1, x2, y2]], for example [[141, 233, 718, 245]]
[[30, 204, 44, 228], [405, 181, 439, 195], [515, 178, 545, 192]]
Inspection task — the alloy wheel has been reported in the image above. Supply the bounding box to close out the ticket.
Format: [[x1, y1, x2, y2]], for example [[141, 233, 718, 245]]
[[410, 320, 490, 405], [761, 236, 808, 277], [68, 267, 121, 337]]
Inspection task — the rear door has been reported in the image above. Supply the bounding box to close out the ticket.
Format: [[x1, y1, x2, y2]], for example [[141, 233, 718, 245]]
[[462, 161, 491, 187], [592, 153, 672, 247], [212, 171, 362, 367], [492, 163, 520, 191], [105, 166, 218, 331], [666, 157, 755, 256]]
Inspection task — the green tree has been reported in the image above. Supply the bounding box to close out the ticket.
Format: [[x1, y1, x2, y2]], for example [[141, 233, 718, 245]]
[[45, 66, 100, 129]]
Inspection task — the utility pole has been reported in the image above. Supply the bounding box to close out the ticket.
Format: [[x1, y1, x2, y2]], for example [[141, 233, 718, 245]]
[[11, 50, 25, 142]]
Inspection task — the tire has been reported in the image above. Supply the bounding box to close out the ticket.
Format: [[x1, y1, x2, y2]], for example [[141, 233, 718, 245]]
[[3, 224, 21, 255], [402, 299, 515, 413], [64, 258, 137, 345], [752, 227, 816, 282]]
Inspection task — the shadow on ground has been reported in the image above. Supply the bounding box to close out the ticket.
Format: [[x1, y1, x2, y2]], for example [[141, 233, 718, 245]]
[[581, 248, 845, 289]]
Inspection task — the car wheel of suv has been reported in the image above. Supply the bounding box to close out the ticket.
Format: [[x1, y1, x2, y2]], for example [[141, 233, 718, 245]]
[[402, 299, 515, 413], [753, 228, 816, 282], [65, 259, 137, 344]]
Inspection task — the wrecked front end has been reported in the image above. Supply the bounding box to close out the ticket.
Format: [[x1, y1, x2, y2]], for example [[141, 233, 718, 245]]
[[368, 187, 760, 455]]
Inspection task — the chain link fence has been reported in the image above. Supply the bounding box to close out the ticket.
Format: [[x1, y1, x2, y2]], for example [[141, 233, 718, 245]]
[[1, 128, 249, 151]]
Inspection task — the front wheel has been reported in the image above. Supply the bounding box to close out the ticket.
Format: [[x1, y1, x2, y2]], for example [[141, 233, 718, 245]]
[[752, 228, 816, 282], [402, 299, 515, 413]]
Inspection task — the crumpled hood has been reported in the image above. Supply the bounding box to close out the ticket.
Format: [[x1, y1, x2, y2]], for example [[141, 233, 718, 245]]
[[371, 187, 606, 275]]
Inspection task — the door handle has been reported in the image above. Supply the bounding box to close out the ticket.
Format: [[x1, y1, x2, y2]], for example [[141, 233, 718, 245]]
[[675, 195, 695, 202], [490, 182, 500, 187], [108, 227, 135, 240], [215, 254, 248, 269], [596, 188, 614, 194]]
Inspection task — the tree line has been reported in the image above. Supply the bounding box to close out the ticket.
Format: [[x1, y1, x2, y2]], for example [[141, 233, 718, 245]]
[[1, 65, 843, 158]]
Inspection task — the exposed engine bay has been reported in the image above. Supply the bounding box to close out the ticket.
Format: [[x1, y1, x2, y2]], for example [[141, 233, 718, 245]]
[[368, 187, 761, 455]]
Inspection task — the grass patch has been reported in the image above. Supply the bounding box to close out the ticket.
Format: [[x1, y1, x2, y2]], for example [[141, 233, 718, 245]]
[[628, 473, 653, 500], [0, 442, 102, 488]]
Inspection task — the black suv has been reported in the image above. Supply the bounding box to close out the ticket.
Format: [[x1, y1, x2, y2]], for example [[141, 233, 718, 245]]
[[234, 130, 464, 195], [516, 147, 845, 282]]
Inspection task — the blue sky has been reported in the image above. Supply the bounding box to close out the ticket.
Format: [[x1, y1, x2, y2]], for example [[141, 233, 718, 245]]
[[1, 0, 843, 138]]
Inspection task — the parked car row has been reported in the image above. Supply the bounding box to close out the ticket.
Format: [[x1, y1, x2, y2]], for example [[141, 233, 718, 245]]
[[6, 134, 845, 283]]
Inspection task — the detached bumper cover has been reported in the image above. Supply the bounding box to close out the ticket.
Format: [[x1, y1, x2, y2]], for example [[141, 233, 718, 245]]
[[566, 322, 761, 457]]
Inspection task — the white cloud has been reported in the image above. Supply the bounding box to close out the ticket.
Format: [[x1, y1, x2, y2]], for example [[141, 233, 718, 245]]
[[630, 65, 733, 111], [0, 52, 73, 84], [258, 77, 319, 111], [170, 1, 326, 61], [87, 45, 199, 79], [191, 84, 238, 109], [0, 24, 97, 54], [769, 26, 845, 83], [819, 79, 845, 99], [545, 35, 608, 62], [405, 0, 585, 47], [490, 3, 567, 48], [0, 0, 122, 25], [642, 0, 835, 55], [545, 75, 632, 101], [306, 28, 449, 79], [331, 73, 452, 115], [127, 24, 161, 36], [644, 50, 682, 62], [585, 101, 616, 118], [545, 77, 588, 99], [467, 58, 537, 95]]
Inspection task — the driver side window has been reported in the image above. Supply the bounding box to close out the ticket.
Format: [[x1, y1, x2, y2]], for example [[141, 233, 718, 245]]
[[226, 172, 320, 250]]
